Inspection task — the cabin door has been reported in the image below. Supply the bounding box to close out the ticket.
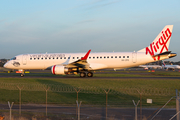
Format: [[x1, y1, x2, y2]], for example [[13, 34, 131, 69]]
[[132, 52, 137, 63], [22, 54, 28, 65]]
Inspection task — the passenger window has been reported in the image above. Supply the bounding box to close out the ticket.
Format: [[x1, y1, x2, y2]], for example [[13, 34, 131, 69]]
[[64, 57, 66, 59], [115, 56, 117, 58], [119, 56, 121, 58], [30, 58, 32, 60], [97, 57, 99, 59], [56, 57, 58, 59], [73, 57, 75, 59], [49, 58, 51, 59], [77, 57, 79, 59], [45, 58, 47, 59], [89, 57, 91, 59], [34, 58, 36, 60], [104, 56, 106, 58], [93, 57, 95, 59], [68, 57, 70, 59], [111, 56, 113, 58], [123, 56, 125, 58], [41, 58, 43, 60], [107, 56, 109, 58], [100, 56, 102, 59], [127, 56, 129, 58]]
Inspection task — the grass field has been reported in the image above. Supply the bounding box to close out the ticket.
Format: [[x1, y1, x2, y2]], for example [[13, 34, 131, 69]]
[[0, 69, 180, 108]]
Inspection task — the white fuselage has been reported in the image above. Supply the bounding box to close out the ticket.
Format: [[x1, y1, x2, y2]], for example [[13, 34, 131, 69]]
[[4, 52, 155, 70]]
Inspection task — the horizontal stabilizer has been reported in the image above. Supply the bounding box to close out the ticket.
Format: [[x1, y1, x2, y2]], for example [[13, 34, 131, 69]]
[[152, 51, 176, 60], [152, 51, 171, 57]]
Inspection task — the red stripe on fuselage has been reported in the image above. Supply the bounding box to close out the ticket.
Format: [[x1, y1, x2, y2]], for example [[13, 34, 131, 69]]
[[52, 65, 56, 75]]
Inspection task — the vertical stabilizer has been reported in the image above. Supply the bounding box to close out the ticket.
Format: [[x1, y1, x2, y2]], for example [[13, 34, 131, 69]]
[[138, 25, 173, 56]]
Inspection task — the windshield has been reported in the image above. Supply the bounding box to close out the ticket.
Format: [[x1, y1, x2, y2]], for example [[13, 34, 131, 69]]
[[10, 57, 16, 60]]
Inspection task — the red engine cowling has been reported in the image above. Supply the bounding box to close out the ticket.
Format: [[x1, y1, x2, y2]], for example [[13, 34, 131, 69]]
[[51, 65, 78, 75]]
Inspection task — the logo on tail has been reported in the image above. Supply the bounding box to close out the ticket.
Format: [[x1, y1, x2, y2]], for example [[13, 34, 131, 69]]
[[138, 25, 173, 60], [146, 28, 172, 56]]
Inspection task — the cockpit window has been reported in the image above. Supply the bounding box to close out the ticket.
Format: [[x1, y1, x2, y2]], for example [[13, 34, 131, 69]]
[[10, 57, 16, 60]]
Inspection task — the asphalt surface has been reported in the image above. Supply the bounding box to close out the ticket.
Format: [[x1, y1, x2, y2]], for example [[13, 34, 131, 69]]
[[0, 104, 177, 120], [1, 69, 180, 79]]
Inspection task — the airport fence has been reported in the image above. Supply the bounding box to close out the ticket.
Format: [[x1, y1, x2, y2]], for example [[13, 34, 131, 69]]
[[0, 82, 178, 120]]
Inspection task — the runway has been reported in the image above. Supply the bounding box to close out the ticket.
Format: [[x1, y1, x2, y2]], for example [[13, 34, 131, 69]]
[[0, 68, 180, 79]]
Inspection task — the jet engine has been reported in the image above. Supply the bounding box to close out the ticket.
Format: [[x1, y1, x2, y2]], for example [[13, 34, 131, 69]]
[[51, 65, 79, 75]]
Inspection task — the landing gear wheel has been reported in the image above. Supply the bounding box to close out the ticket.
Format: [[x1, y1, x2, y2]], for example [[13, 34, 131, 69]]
[[80, 72, 86, 77], [87, 72, 93, 77], [20, 74, 24, 77]]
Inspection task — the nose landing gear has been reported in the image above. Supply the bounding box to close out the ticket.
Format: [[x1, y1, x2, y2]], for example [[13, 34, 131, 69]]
[[18, 69, 25, 77], [20, 73, 24, 77]]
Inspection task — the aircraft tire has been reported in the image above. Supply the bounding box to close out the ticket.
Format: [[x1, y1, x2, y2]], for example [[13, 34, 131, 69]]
[[87, 72, 93, 77], [80, 72, 86, 77], [20, 74, 24, 77]]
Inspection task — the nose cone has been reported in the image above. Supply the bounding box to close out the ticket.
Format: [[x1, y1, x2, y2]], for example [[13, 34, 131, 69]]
[[3, 63, 8, 68]]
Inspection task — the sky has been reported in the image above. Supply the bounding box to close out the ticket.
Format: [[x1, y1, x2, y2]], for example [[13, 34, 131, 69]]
[[0, 0, 180, 61]]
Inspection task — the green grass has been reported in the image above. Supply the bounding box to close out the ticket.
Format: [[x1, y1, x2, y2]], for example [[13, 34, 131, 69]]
[[0, 70, 180, 107], [151, 71, 180, 76]]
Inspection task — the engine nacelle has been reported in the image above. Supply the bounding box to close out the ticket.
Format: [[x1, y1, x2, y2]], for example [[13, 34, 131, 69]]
[[51, 65, 78, 75]]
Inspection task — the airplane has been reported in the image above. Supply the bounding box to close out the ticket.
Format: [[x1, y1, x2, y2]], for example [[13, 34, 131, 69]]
[[138, 64, 162, 70], [162, 61, 180, 70], [3, 25, 177, 77]]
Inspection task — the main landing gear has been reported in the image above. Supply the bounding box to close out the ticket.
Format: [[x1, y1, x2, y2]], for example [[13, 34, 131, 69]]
[[80, 72, 93, 77]]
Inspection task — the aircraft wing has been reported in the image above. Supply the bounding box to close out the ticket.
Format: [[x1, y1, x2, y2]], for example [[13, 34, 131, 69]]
[[65, 50, 91, 70]]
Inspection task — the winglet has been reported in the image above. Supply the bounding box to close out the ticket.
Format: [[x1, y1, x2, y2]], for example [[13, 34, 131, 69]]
[[81, 50, 91, 60]]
